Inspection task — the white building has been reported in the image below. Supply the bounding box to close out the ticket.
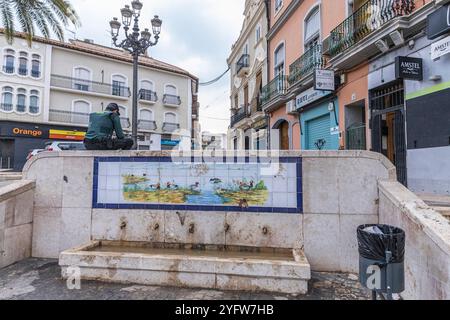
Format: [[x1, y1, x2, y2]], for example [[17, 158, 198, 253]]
[[0, 31, 199, 170]]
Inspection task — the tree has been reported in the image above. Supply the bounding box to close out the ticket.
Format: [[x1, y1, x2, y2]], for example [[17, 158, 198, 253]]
[[0, 0, 80, 45]]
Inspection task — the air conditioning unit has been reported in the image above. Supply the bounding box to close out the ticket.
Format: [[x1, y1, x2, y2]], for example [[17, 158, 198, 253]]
[[286, 99, 296, 114], [322, 36, 331, 56]]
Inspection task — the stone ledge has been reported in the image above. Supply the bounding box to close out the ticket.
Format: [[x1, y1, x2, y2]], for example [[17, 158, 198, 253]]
[[0, 180, 36, 203]]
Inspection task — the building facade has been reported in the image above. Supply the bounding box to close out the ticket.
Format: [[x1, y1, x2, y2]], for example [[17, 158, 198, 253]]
[[0, 32, 199, 170], [228, 0, 269, 151]]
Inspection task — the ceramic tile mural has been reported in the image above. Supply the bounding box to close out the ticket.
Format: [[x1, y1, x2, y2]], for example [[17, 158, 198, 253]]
[[93, 157, 303, 213]]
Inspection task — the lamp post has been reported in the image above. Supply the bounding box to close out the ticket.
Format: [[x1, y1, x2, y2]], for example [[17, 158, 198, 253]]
[[110, 0, 162, 149]]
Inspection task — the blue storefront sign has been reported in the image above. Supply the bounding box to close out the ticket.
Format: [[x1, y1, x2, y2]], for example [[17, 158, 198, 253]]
[[161, 139, 180, 146]]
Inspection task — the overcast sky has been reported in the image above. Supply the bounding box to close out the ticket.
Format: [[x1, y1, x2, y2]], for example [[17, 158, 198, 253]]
[[69, 0, 245, 134]]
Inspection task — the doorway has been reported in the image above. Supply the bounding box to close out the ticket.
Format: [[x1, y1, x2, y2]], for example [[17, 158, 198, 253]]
[[345, 100, 366, 150], [279, 121, 290, 150], [370, 81, 407, 185], [0, 139, 15, 169]]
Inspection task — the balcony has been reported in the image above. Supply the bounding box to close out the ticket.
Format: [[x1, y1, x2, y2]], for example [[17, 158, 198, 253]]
[[163, 94, 181, 107], [16, 104, 26, 113], [31, 70, 41, 78], [50, 74, 131, 98], [2, 66, 14, 74], [162, 122, 180, 133], [236, 54, 250, 77], [49, 109, 90, 125], [120, 117, 131, 129], [230, 106, 247, 127], [138, 120, 157, 131], [139, 89, 158, 103], [328, 0, 416, 58], [0, 103, 13, 112], [18, 68, 28, 76], [288, 44, 325, 85], [260, 75, 288, 107]]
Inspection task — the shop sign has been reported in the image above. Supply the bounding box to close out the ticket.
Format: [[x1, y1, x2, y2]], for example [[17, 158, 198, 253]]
[[395, 56, 423, 81], [161, 139, 180, 146], [431, 35, 450, 60], [49, 129, 85, 141], [10, 127, 44, 138], [427, 4, 450, 40], [296, 87, 332, 110], [314, 69, 335, 91]]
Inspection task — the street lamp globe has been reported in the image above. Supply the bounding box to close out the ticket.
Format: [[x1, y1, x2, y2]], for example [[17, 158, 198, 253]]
[[141, 28, 151, 41], [151, 15, 162, 36], [120, 5, 133, 27], [131, 0, 143, 17], [109, 17, 121, 38]]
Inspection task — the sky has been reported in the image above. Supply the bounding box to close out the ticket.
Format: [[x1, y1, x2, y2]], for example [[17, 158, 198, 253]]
[[68, 0, 245, 134]]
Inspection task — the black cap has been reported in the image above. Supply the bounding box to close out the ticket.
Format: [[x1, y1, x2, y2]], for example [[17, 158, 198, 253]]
[[106, 103, 120, 116]]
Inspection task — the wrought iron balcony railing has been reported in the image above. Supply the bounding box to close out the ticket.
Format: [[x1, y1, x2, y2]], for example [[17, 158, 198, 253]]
[[49, 109, 90, 125], [51, 74, 131, 97], [2, 66, 14, 74], [236, 54, 250, 75], [0, 103, 13, 111], [162, 122, 180, 132], [289, 44, 325, 84], [328, 0, 415, 57], [163, 94, 181, 106], [230, 106, 247, 127], [138, 119, 157, 131], [16, 104, 26, 113], [18, 68, 28, 76], [260, 74, 288, 106], [120, 117, 131, 129], [139, 89, 158, 102], [31, 70, 41, 78]]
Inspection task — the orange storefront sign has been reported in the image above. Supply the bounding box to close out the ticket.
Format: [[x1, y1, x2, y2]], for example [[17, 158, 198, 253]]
[[49, 129, 86, 141]]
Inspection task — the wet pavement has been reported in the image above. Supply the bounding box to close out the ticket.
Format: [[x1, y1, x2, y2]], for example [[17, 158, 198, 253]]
[[0, 258, 372, 300]]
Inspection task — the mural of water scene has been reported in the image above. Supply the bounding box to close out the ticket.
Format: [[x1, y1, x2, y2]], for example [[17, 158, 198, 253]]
[[93, 157, 302, 213]]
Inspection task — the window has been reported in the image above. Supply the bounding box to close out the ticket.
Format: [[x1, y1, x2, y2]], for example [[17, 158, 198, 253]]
[[19, 52, 28, 76], [16, 88, 26, 112], [141, 80, 154, 91], [119, 106, 130, 128], [29, 90, 39, 114], [275, 0, 283, 12], [164, 85, 181, 105], [255, 25, 262, 43], [274, 43, 285, 77], [164, 112, 177, 123], [140, 80, 156, 101], [165, 85, 177, 96], [31, 54, 41, 78], [140, 109, 153, 121], [73, 67, 91, 91], [3, 50, 15, 74], [112, 74, 127, 96], [1, 87, 13, 111], [304, 6, 321, 50], [72, 100, 90, 124]]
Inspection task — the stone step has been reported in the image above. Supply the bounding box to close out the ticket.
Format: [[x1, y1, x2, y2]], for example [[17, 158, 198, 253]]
[[59, 241, 311, 295]]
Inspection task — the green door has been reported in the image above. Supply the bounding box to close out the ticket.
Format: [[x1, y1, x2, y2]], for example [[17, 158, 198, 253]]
[[306, 114, 331, 150]]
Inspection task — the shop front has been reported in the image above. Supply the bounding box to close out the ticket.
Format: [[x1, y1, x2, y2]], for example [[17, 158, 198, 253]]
[[0, 121, 86, 171]]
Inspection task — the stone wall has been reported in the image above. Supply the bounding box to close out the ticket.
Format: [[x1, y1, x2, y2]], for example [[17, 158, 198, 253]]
[[22, 150, 395, 274], [0, 180, 35, 269], [379, 181, 450, 300]]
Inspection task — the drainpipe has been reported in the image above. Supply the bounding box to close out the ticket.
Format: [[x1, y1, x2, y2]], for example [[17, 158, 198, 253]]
[[264, 0, 271, 149]]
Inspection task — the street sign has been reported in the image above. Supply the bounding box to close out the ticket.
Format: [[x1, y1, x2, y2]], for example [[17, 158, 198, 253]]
[[431, 35, 450, 60], [314, 69, 335, 91]]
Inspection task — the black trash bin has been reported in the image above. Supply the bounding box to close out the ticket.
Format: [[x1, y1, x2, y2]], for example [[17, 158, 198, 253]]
[[357, 224, 405, 299]]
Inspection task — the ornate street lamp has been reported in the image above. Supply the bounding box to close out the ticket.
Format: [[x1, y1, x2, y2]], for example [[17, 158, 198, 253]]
[[109, 0, 162, 149]]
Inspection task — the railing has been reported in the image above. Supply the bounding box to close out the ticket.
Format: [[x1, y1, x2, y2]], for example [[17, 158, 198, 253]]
[[31, 70, 41, 78], [139, 89, 158, 102], [230, 107, 247, 127], [2, 66, 14, 74], [163, 94, 181, 106], [260, 74, 288, 106], [18, 68, 28, 76], [0, 103, 13, 111], [289, 44, 325, 84], [328, 0, 416, 57], [0, 156, 13, 169], [346, 123, 366, 150], [16, 104, 26, 113], [138, 120, 157, 131], [236, 54, 250, 74], [51, 74, 131, 97], [49, 109, 90, 125], [120, 117, 131, 129], [162, 122, 180, 132], [29, 106, 39, 114]]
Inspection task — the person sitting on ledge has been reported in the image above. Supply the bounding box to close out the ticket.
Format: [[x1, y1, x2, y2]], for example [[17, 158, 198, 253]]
[[84, 103, 134, 150]]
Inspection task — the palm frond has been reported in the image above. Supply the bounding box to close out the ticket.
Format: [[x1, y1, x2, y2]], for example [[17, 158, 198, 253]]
[[13, 0, 35, 46], [0, 0, 15, 44]]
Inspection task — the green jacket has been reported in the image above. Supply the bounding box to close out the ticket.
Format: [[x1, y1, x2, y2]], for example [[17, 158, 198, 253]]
[[85, 111, 125, 140]]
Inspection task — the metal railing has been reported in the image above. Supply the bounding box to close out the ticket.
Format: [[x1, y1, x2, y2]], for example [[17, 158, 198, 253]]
[[162, 122, 180, 132], [163, 94, 181, 106], [0, 156, 13, 169], [260, 74, 288, 106], [138, 119, 157, 131], [120, 117, 131, 129], [328, 0, 416, 57], [16, 104, 26, 113], [29, 106, 39, 114], [289, 44, 325, 84], [2, 66, 14, 74], [0, 103, 13, 111], [49, 109, 90, 125], [346, 123, 367, 150], [230, 106, 247, 127], [139, 89, 158, 102], [236, 54, 250, 74], [31, 70, 41, 78], [18, 68, 28, 76], [51, 74, 131, 97]]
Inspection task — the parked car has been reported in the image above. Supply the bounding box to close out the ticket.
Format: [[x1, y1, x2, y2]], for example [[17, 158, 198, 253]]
[[26, 149, 45, 161], [45, 141, 86, 151]]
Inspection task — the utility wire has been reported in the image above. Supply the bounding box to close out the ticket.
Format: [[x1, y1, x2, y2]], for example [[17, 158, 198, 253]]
[[199, 67, 230, 86]]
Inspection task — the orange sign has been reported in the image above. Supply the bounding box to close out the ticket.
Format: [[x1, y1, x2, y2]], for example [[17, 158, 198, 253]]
[[12, 127, 43, 137], [49, 129, 86, 141]]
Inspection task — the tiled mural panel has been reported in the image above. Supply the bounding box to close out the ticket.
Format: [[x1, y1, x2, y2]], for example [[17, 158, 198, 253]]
[[93, 157, 302, 213]]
